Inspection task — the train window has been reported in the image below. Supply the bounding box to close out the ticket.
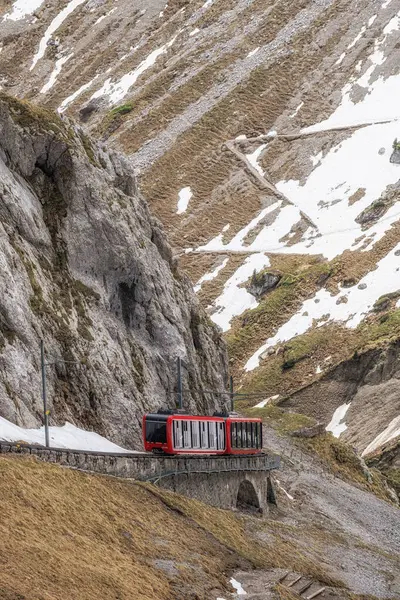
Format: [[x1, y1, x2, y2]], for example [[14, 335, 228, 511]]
[[230, 422, 237, 448], [233, 422, 238, 448], [209, 421, 217, 449], [191, 421, 200, 449], [254, 422, 259, 448], [146, 420, 167, 444], [241, 422, 245, 448], [238, 422, 242, 448], [201, 421, 208, 448], [183, 421, 191, 448], [173, 420, 184, 449], [217, 422, 225, 450]]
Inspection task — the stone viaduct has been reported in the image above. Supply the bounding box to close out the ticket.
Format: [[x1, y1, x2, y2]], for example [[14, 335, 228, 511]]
[[0, 442, 280, 512]]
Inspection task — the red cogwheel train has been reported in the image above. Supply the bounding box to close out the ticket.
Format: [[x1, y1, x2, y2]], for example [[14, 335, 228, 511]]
[[143, 410, 263, 455]]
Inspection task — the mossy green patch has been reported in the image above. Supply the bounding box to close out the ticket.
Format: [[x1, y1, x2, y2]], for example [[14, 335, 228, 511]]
[[110, 103, 133, 116], [243, 404, 315, 435], [306, 434, 395, 502], [77, 130, 100, 168], [1, 93, 65, 135], [227, 258, 333, 373]]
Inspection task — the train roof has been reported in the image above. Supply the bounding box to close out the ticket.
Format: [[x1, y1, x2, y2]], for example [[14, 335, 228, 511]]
[[144, 412, 262, 421]]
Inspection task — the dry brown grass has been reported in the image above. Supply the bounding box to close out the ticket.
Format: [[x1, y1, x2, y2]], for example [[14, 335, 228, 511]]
[[136, 0, 352, 253], [0, 456, 342, 600], [0, 456, 245, 600], [143, 484, 341, 587]]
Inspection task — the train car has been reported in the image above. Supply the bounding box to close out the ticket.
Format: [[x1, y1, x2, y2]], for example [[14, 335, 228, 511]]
[[143, 411, 263, 455]]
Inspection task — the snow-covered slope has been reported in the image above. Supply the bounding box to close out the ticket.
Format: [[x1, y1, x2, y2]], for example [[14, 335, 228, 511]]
[[0, 416, 134, 452]]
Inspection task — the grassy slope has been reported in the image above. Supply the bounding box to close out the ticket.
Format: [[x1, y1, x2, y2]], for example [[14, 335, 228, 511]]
[[1, 455, 347, 600], [239, 405, 396, 503], [226, 220, 400, 397]]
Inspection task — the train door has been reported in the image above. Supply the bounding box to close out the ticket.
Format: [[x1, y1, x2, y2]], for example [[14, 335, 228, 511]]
[[191, 421, 200, 449], [201, 421, 208, 448], [208, 421, 217, 450]]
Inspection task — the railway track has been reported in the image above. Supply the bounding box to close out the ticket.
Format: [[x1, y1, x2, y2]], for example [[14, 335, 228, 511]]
[[0, 441, 281, 484], [0, 440, 276, 460]]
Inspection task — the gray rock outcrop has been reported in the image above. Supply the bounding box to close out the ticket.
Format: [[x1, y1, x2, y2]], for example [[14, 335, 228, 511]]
[[0, 94, 228, 448], [247, 270, 281, 299], [390, 148, 400, 164]]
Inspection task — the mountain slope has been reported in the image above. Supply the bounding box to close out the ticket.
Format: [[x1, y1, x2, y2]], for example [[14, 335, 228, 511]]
[[1, 0, 400, 453], [0, 93, 227, 448]]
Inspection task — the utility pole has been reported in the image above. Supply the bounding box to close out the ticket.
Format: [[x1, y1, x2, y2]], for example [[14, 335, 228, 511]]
[[40, 340, 50, 448], [40, 341, 83, 448], [230, 375, 234, 412], [177, 357, 183, 410]]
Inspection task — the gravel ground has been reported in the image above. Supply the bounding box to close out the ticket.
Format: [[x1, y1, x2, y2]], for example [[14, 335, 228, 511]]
[[229, 427, 400, 599]]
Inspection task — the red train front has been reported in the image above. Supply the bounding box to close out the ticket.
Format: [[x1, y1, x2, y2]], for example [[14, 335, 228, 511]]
[[143, 411, 263, 455]]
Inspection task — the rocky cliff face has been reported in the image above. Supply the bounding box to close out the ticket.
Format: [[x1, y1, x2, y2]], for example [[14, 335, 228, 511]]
[[0, 93, 228, 448], [282, 340, 400, 456]]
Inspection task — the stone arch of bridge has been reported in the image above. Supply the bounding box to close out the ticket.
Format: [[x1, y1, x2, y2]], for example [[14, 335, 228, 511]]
[[236, 478, 262, 513]]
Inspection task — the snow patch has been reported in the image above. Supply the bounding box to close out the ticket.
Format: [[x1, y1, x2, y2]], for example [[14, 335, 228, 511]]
[[176, 186, 193, 214], [303, 14, 400, 133], [347, 26, 367, 50], [247, 47, 260, 57], [30, 0, 87, 71], [230, 578, 247, 595], [194, 258, 229, 293], [211, 253, 271, 332], [326, 403, 351, 437], [41, 52, 73, 94], [189, 28, 200, 36], [290, 101, 304, 118], [95, 8, 116, 24], [253, 394, 279, 408], [276, 479, 294, 500], [58, 74, 99, 112], [0, 416, 135, 453], [246, 144, 266, 176], [362, 415, 400, 456], [91, 37, 176, 104], [3, 0, 44, 21]]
